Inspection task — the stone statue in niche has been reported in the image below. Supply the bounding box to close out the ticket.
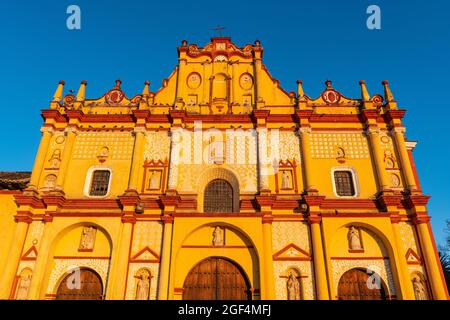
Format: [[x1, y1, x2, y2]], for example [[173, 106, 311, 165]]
[[79, 226, 96, 250], [16, 274, 31, 300], [212, 226, 224, 246], [412, 277, 427, 300], [49, 149, 61, 169], [149, 171, 160, 190], [287, 273, 300, 300], [348, 226, 362, 250], [281, 170, 292, 189], [135, 273, 150, 300]]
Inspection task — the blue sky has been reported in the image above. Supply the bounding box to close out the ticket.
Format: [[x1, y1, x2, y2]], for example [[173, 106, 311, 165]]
[[0, 1, 449, 244]]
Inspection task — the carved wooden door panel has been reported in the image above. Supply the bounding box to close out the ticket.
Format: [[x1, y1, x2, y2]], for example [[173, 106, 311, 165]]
[[56, 268, 103, 300], [183, 257, 250, 300], [338, 268, 387, 300]]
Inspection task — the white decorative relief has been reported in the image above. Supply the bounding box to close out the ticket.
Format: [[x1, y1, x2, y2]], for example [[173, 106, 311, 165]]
[[272, 222, 311, 254], [279, 131, 301, 162], [310, 132, 369, 159], [73, 132, 134, 160], [144, 132, 171, 161], [46, 258, 110, 295], [330, 259, 396, 298], [132, 222, 163, 257], [399, 222, 419, 254]]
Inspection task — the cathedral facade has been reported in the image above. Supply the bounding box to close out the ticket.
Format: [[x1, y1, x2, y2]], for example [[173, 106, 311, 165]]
[[0, 37, 448, 300]]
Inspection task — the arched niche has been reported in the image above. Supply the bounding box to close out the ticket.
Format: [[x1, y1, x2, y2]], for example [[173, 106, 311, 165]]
[[173, 222, 260, 299], [196, 167, 240, 212], [329, 223, 398, 299], [45, 223, 113, 298]]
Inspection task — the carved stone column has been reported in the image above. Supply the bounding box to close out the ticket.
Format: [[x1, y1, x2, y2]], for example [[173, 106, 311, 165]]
[[55, 126, 77, 191], [391, 126, 417, 191], [28, 127, 54, 190], [0, 213, 32, 299], [157, 214, 174, 300], [366, 125, 390, 191], [256, 127, 269, 192], [127, 127, 146, 192], [167, 128, 182, 193], [298, 126, 317, 194], [413, 214, 448, 299]]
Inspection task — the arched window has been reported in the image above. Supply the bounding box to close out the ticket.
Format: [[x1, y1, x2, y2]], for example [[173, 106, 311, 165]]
[[204, 179, 233, 213], [333, 170, 355, 197]]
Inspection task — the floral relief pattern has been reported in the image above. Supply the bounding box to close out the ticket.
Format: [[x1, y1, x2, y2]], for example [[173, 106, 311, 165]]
[[399, 222, 419, 254], [132, 222, 163, 257], [144, 132, 171, 161], [272, 222, 311, 254]]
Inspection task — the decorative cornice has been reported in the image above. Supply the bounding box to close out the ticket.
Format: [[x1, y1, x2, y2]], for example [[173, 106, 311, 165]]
[[14, 211, 33, 223], [161, 214, 174, 224], [404, 194, 431, 208], [14, 193, 46, 209], [303, 195, 326, 207], [118, 192, 141, 207], [261, 214, 273, 224], [307, 212, 322, 224], [384, 109, 406, 123], [410, 212, 431, 225], [121, 214, 137, 224]]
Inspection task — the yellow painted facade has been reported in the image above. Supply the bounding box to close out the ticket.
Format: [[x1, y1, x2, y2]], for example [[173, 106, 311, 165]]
[[0, 37, 448, 300]]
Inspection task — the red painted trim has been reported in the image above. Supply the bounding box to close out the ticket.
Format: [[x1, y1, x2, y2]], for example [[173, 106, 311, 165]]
[[130, 246, 161, 262], [21, 246, 38, 261], [52, 213, 121, 218], [0, 190, 22, 195], [426, 222, 450, 297], [181, 245, 253, 249], [53, 256, 111, 260], [320, 199, 378, 209], [9, 275, 20, 300], [405, 248, 422, 265], [348, 249, 365, 254], [330, 256, 389, 260], [321, 212, 391, 218], [173, 213, 263, 218], [272, 243, 311, 261], [311, 127, 365, 132]]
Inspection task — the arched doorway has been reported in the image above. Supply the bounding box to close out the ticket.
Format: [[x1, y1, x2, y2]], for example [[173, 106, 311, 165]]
[[204, 179, 233, 213], [337, 268, 387, 300], [183, 257, 251, 300], [56, 268, 103, 300]]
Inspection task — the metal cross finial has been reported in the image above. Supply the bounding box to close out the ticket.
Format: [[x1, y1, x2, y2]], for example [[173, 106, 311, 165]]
[[212, 25, 226, 37]]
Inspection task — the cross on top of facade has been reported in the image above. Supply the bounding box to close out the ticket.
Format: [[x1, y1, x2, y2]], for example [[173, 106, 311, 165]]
[[211, 25, 226, 37]]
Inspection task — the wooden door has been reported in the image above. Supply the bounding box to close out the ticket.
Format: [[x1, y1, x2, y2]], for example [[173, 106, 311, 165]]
[[183, 257, 251, 300], [338, 268, 387, 300], [56, 268, 103, 300]]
